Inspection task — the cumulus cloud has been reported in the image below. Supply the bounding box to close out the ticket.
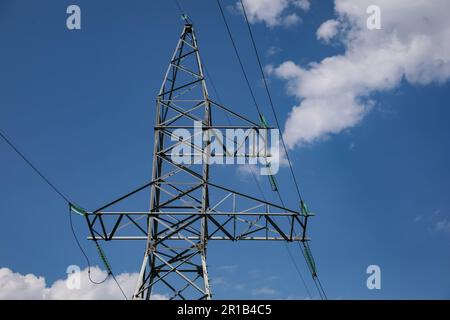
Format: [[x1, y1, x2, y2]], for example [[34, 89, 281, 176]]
[[0, 268, 47, 300], [270, 0, 450, 147], [236, 0, 310, 28], [293, 0, 311, 11], [316, 19, 340, 42], [0, 267, 168, 300]]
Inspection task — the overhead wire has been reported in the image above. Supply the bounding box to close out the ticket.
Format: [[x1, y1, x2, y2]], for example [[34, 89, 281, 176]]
[[205, 63, 313, 300], [214, 0, 283, 196], [68, 204, 109, 285], [238, 0, 303, 202], [215, 0, 264, 117], [213, 0, 314, 299], [202, 63, 268, 201], [0, 129, 128, 299], [214, 0, 327, 299], [298, 241, 327, 300], [0, 130, 71, 204], [238, 0, 328, 299], [174, 0, 184, 15]]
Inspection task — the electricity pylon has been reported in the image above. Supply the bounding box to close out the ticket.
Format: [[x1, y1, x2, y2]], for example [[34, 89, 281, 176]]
[[81, 22, 312, 300]]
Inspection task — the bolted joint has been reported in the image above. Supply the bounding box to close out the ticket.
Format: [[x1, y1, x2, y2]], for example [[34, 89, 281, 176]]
[[195, 243, 204, 251], [197, 265, 203, 276], [146, 244, 156, 255]]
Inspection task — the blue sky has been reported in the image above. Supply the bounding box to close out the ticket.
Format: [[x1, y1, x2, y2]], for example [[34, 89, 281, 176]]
[[1, 0, 450, 299]]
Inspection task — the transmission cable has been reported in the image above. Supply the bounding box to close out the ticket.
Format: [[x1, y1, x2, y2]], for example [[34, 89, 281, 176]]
[[174, 0, 184, 15], [202, 5, 313, 297], [238, 0, 304, 202], [205, 67, 312, 299], [214, 0, 287, 199], [202, 62, 268, 201], [215, 0, 264, 117], [68, 204, 108, 285], [238, 0, 329, 300], [0, 129, 128, 299], [0, 130, 71, 204], [215, 0, 327, 300]]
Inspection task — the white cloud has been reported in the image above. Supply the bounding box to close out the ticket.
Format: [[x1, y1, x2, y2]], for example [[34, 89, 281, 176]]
[[267, 46, 283, 56], [413, 209, 450, 234], [435, 219, 450, 233], [237, 164, 260, 178], [293, 0, 311, 11], [218, 265, 238, 272], [0, 267, 168, 300], [284, 13, 302, 27], [237, 0, 310, 28], [270, 0, 450, 147], [210, 276, 226, 285], [0, 268, 47, 300], [316, 19, 340, 42], [251, 286, 278, 296]]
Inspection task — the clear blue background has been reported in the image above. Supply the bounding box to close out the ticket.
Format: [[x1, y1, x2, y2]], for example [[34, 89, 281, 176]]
[[1, 0, 449, 299]]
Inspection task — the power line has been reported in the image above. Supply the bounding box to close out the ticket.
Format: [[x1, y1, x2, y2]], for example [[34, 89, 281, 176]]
[[0, 130, 71, 204], [239, 0, 304, 202], [215, 0, 263, 117], [215, 0, 327, 300], [284, 242, 313, 298], [206, 65, 312, 299], [271, 187, 312, 299], [202, 62, 268, 201], [298, 241, 327, 299], [0, 129, 128, 299], [315, 275, 328, 300], [174, 0, 184, 15], [238, 0, 328, 299], [69, 204, 109, 285], [215, 0, 288, 204], [110, 272, 128, 300], [213, 1, 314, 299]]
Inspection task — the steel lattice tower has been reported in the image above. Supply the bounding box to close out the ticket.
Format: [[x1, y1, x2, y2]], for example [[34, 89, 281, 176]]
[[82, 22, 312, 300]]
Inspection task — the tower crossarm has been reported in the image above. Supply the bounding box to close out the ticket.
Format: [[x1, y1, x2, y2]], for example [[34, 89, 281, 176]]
[[83, 182, 311, 242]]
